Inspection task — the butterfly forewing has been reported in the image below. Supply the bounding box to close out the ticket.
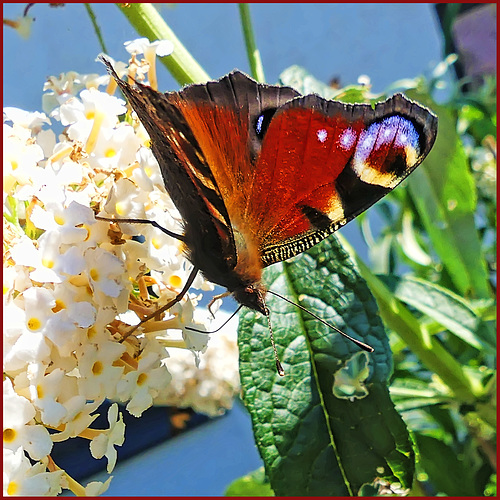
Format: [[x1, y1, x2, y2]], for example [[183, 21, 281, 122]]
[[251, 93, 438, 266]]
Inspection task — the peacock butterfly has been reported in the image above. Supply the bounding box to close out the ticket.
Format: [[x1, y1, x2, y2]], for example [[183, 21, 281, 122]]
[[100, 57, 438, 371]]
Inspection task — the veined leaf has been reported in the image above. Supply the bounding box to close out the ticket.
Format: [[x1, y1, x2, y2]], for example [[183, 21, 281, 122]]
[[238, 236, 414, 496]]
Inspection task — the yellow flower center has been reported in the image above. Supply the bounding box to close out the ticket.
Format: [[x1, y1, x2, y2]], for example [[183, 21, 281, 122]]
[[27, 317, 42, 331], [151, 236, 162, 250], [85, 110, 95, 120], [169, 275, 183, 288], [42, 258, 54, 269], [137, 373, 148, 386], [54, 215, 65, 225], [52, 299, 65, 313], [3, 428, 16, 443], [7, 482, 18, 496], [92, 361, 103, 375], [115, 201, 127, 216]]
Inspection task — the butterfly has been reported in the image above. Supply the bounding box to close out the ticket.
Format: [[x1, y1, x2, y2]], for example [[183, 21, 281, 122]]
[[100, 57, 438, 371]]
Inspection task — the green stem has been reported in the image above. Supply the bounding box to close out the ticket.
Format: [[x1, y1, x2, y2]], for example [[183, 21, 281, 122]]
[[238, 4, 265, 82], [116, 3, 210, 86], [84, 3, 107, 54], [338, 234, 478, 404]]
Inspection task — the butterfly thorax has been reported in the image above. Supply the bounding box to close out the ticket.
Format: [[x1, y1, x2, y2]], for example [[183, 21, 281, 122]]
[[184, 223, 268, 314], [230, 229, 267, 314]]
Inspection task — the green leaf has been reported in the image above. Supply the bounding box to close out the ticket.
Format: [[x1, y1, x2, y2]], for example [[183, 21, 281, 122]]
[[238, 236, 414, 495], [338, 234, 478, 403], [414, 433, 479, 496], [225, 467, 274, 496], [380, 275, 496, 352], [404, 87, 492, 300], [399, 209, 432, 267], [389, 378, 449, 412]]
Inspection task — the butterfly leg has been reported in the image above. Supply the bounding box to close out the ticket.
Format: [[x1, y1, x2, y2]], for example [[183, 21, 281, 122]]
[[207, 291, 232, 318], [95, 215, 186, 242], [120, 266, 199, 341]]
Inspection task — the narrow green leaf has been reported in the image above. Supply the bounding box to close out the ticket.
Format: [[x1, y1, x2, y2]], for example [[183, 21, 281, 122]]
[[389, 378, 450, 412], [238, 236, 414, 496], [399, 209, 432, 266], [238, 4, 265, 83], [405, 87, 492, 299], [382, 275, 495, 351], [116, 3, 210, 85]]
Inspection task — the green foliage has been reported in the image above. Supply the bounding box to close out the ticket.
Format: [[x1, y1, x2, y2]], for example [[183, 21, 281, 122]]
[[341, 71, 496, 497], [224, 467, 274, 496], [406, 86, 491, 299], [238, 237, 414, 495]]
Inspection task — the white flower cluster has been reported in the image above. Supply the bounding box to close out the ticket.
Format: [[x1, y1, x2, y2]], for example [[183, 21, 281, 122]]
[[3, 40, 240, 496]]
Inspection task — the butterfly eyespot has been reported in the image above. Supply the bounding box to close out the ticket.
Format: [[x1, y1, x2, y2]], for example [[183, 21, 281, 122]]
[[254, 108, 277, 139]]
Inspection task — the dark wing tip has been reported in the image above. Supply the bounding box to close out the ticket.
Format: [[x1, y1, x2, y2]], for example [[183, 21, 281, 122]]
[[98, 54, 118, 79]]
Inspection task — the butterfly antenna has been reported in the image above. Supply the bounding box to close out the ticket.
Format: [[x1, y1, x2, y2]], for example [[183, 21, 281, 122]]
[[185, 305, 243, 334], [267, 290, 374, 353]]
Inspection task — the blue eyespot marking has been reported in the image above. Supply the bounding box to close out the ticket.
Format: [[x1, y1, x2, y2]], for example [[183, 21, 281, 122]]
[[256, 115, 264, 135], [355, 115, 420, 163]]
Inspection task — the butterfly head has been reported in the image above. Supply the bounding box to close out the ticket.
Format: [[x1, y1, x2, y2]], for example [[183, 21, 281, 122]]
[[232, 283, 268, 316]]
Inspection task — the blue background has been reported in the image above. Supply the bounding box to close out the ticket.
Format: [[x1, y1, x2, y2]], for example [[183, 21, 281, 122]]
[[3, 3, 445, 496]]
